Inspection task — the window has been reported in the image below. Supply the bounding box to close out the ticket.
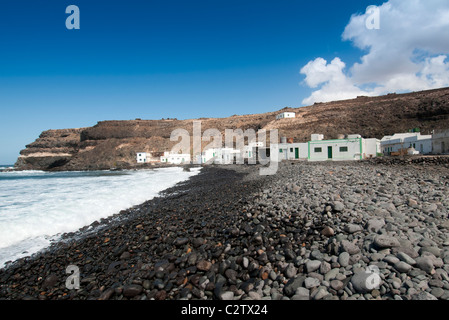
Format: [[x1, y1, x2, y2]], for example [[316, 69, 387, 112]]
[[290, 148, 293, 152], [279, 149, 283, 153], [339, 146, 348, 152], [314, 147, 322, 153]]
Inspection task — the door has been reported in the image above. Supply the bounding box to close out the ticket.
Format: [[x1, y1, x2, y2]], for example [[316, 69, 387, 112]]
[[295, 148, 299, 159], [327, 146, 333, 159]]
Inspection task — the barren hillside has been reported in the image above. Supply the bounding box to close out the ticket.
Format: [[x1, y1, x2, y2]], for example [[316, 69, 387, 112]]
[[15, 87, 449, 170]]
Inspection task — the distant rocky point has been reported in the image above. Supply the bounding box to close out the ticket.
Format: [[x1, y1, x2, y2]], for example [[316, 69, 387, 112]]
[[15, 87, 449, 171]]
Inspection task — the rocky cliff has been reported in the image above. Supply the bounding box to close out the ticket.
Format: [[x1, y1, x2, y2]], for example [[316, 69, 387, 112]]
[[15, 87, 449, 171]]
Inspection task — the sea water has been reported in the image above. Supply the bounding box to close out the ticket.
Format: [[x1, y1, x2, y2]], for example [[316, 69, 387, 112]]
[[0, 166, 200, 268]]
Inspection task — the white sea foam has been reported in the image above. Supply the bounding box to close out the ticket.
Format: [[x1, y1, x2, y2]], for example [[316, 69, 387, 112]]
[[0, 167, 200, 268]]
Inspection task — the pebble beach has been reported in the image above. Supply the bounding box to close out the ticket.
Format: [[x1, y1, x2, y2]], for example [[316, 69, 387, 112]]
[[1, 158, 449, 301]]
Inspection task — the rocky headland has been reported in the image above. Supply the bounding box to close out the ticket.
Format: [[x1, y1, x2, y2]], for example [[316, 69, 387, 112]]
[[1, 159, 449, 300]]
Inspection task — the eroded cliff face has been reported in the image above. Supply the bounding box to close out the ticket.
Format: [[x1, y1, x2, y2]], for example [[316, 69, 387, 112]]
[[15, 129, 84, 170], [15, 87, 449, 171], [15, 126, 170, 171]]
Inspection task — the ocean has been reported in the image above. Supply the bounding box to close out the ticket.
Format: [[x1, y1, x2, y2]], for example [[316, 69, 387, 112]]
[[0, 166, 200, 268]]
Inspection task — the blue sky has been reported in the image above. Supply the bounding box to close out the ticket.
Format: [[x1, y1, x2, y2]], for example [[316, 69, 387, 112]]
[[0, 0, 435, 164]]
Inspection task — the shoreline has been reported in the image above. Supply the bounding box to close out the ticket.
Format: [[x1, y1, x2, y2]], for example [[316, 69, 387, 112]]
[[4, 154, 449, 173], [0, 165, 202, 269], [1, 161, 449, 300], [0, 162, 199, 173], [0, 164, 266, 300]]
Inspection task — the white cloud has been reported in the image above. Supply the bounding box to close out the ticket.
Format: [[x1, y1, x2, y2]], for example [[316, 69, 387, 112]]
[[300, 58, 368, 105], [420, 55, 449, 88], [300, 0, 449, 105]]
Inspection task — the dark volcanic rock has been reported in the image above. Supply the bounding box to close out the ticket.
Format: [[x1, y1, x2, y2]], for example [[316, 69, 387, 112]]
[[284, 276, 306, 297], [123, 284, 143, 298]]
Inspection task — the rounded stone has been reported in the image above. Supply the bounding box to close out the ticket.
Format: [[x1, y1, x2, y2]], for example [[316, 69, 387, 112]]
[[394, 261, 412, 273], [330, 279, 344, 291], [123, 284, 143, 298], [196, 260, 212, 271], [373, 235, 400, 249], [396, 252, 416, 265], [351, 271, 380, 294], [366, 219, 385, 233], [219, 291, 235, 300], [430, 287, 445, 298], [306, 260, 322, 273], [340, 240, 361, 255], [332, 201, 345, 212], [415, 256, 435, 274], [338, 252, 350, 267], [321, 226, 335, 237], [305, 277, 320, 289]]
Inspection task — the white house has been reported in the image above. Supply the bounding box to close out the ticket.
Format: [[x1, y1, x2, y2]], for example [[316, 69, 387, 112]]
[[432, 129, 449, 154], [201, 148, 242, 164], [381, 132, 432, 155], [242, 141, 264, 163], [160, 151, 191, 164], [363, 138, 381, 158], [202, 148, 221, 164], [276, 112, 296, 120], [270, 143, 308, 161], [136, 152, 147, 163], [311, 134, 324, 141], [201, 140, 264, 165], [308, 134, 380, 162]]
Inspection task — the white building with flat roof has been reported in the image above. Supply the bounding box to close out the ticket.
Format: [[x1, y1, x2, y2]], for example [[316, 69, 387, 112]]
[[310, 134, 324, 141], [270, 143, 308, 161], [161, 151, 191, 164], [308, 134, 380, 162], [276, 112, 295, 120], [381, 132, 432, 155], [136, 152, 147, 163], [202, 148, 235, 164], [363, 138, 381, 158], [269, 134, 380, 162], [202, 147, 250, 164], [201, 141, 264, 165], [202, 148, 221, 164], [432, 129, 449, 154]]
